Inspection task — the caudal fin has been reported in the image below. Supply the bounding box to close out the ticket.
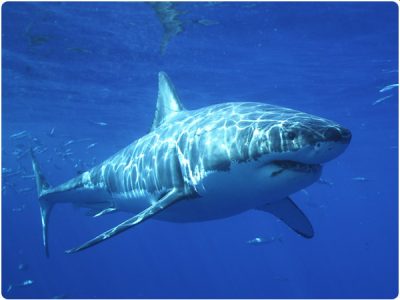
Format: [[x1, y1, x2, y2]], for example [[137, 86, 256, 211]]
[[31, 149, 53, 257]]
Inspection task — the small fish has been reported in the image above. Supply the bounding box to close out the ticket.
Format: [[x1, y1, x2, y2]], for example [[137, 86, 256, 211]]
[[246, 236, 283, 245], [352, 176, 368, 182], [90, 120, 108, 126], [87, 143, 97, 150], [372, 94, 393, 106], [7, 279, 34, 292], [93, 207, 117, 218], [318, 178, 334, 186], [64, 140, 75, 147], [379, 83, 399, 93], [48, 127, 55, 137], [21, 174, 36, 179], [10, 131, 29, 140]]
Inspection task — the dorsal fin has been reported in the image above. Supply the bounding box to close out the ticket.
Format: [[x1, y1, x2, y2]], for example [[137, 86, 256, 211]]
[[150, 72, 185, 131]]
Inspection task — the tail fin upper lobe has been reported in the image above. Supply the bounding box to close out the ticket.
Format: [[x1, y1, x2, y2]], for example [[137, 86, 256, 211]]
[[31, 149, 53, 257]]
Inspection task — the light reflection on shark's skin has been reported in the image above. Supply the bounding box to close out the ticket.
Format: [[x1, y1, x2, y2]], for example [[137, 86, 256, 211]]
[[32, 72, 351, 254], [57, 102, 349, 201]]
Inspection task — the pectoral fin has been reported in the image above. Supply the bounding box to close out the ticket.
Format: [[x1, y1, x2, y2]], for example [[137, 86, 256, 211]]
[[66, 188, 184, 253], [258, 197, 314, 238]]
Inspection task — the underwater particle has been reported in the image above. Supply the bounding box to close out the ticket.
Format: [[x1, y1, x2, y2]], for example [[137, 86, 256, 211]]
[[2, 167, 12, 174], [273, 275, 289, 282], [149, 2, 185, 55], [66, 47, 92, 54], [12, 205, 26, 212], [52, 294, 68, 299], [23, 19, 50, 47], [18, 263, 29, 271], [32, 145, 48, 154], [3, 182, 18, 195], [29, 35, 50, 46], [13, 148, 30, 160], [372, 94, 393, 106], [3, 168, 23, 178], [17, 187, 34, 194], [89, 121, 108, 126], [382, 69, 398, 74], [247, 237, 264, 244], [379, 83, 399, 93], [301, 189, 309, 197]]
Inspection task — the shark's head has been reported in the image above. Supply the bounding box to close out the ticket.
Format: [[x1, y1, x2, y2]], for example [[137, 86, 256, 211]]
[[252, 108, 352, 165], [231, 103, 352, 198]]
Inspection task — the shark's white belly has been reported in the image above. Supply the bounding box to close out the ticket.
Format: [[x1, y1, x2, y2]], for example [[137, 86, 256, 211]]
[[153, 160, 321, 222]]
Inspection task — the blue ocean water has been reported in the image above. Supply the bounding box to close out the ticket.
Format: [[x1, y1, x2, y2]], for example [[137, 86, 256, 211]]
[[2, 1, 398, 298]]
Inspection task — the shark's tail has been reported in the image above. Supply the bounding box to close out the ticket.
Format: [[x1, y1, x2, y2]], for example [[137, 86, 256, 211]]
[[31, 149, 53, 257]]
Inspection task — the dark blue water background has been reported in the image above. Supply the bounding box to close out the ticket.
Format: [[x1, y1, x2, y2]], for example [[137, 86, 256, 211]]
[[2, 2, 398, 298]]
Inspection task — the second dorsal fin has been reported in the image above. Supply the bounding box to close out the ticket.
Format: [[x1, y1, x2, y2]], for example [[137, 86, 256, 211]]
[[150, 72, 185, 131]]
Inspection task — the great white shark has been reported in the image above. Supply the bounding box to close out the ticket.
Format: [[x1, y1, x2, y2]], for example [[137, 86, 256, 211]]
[[32, 72, 352, 255]]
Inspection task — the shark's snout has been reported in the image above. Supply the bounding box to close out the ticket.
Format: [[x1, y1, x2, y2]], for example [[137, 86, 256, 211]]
[[323, 127, 352, 144]]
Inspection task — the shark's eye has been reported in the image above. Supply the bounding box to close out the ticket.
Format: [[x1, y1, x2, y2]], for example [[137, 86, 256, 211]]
[[287, 131, 296, 140]]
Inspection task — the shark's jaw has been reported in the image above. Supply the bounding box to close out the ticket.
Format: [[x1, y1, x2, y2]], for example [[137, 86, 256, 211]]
[[267, 160, 322, 177]]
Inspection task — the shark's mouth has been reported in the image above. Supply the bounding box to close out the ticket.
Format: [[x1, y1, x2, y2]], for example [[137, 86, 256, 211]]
[[270, 160, 321, 175]]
